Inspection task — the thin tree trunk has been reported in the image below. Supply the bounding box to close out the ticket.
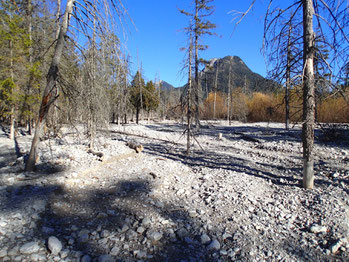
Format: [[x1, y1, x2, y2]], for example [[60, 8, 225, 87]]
[[194, 0, 200, 128], [26, 0, 33, 134], [302, 0, 315, 189], [88, 0, 97, 149], [139, 68, 143, 122], [55, 0, 61, 40], [285, 23, 292, 130], [187, 31, 193, 155], [25, 0, 75, 171], [227, 65, 232, 124], [9, 38, 15, 140], [213, 63, 218, 120], [136, 107, 139, 124]]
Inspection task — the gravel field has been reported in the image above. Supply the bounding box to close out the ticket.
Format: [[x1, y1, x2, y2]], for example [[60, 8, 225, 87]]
[[0, 120, 348, 262]]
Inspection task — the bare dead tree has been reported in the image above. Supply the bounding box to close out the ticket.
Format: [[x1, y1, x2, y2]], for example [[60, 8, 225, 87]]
[[263, 5, 304, 130], [302, 0, 316, 189], [179, 0, 216, 130], [232, 0, 348, 189], [25, 0, 128, 171], [187, 29, 194, 154]]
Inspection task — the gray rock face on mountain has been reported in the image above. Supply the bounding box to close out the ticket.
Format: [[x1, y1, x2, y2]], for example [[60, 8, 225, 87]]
[[199, 55, 278, 96]]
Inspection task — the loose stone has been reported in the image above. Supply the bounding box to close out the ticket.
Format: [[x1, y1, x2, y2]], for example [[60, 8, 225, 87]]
[[98, 254, 114, 262], [48, 236, 62, 255], [19, 242, 40, 254], [207, 239, 221, 251]]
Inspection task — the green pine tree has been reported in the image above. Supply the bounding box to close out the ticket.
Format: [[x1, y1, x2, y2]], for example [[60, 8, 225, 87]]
[[130, 70, 146, 124]]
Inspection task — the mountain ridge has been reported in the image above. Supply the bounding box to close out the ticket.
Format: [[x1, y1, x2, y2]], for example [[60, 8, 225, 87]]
[[160, 55, 277, 97], [199, 55, 277, 96]]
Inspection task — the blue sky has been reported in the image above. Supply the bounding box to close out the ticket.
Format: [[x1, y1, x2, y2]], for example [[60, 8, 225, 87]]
[[123, 0, 270, 87]]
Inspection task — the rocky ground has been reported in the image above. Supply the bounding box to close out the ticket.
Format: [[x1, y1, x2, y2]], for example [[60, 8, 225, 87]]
[[0, 120, 348, 262]]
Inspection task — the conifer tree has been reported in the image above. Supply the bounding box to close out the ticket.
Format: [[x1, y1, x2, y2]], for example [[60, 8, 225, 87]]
[[130, 70, 146, 124], [144, 80, 159, 116]]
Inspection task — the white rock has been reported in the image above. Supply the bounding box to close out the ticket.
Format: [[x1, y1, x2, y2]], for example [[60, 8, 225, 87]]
[[207, 239, 221, 251], [330, 238, 347, 254], [60, 249, 69, 259], [48, 236, 62, 255], [142, 217, 151, 226], [119, 224, 129, 233], [19, 242, 40, 254], [310, 224, 327, 234], [200, 233, 211, 245], [110, 246, 120, 256], [147, 231, 163, 242], [0, 247, 7, 257], [30, 253, 39, 261], [134, 250, 147, 259]]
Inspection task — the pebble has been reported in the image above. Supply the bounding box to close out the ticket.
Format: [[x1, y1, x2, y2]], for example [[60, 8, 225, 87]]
[[147, 231, 163, 242], [98, 254, 114, 262], [96, 212, 107, 219], [134, 250, 147, 259], [60, 249, 69, 259], [100, 230, 110, 238], [119, 224, 129, 233], [30, 253, 39, 261], [330, 238, 347, 254], [78, 229, 90, 243], [19, 241, 40, 254], [81, 254, 92, 262], [200, 233, 211, 245], [137, 226, 145, 234], [176, 228, 189, 239], [110, 246, 120, 256], [0, 247, 7, 257], [48, 236, 62, 255], [8, 247, 19, 256], [142, 217, 151, 226], [207, 239, 221, 251], [310, 224, 327, 234]]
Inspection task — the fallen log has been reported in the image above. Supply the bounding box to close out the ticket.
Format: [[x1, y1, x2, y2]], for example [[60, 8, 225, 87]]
[[87, 149, 104, 159], [107, 129, 180, 145], [126, 141, 144, 153], [234, 131, 261, 143]]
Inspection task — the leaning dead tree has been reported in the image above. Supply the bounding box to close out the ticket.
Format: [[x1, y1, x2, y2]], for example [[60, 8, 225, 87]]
[[233, 0, 348, 189], [25, 0, 128, 171]]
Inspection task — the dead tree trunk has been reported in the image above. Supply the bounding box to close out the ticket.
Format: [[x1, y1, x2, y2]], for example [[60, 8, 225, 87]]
[[194, 0, 200, 129], [187, 29, 193, 155], [9, 38, 15, 140], [285, 23, 292, 130], [213, 63, 218, 120], [227, 64, 232, 125], [302, 0, 315, 189], [25, 0, 75, 171]]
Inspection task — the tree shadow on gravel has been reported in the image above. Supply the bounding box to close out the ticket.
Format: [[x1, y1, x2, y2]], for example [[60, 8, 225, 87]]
[[0, 178, 223, 261], [142, 141, 304, 187], [143, 140, 349, 193], [1, 173, 346, 261]]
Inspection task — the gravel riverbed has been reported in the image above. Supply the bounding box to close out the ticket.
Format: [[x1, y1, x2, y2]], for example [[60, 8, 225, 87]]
[[0, 121, 348, 261]]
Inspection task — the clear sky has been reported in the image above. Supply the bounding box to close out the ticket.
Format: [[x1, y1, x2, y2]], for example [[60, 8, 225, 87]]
[[122, 0, 270, 87]]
